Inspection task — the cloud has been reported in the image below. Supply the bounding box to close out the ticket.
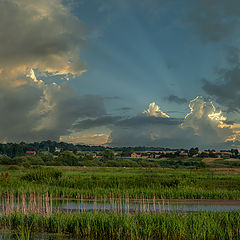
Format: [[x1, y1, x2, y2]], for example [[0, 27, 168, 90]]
[[143, 102, 170, 118], [186, 0, 240, 42], [108, 97, 237, 149], [165, 95, 188, 104], [0, 71, 106, 143], [61, 133, 109, 146], [0, 0, 107, 143], [202, 47, 240, 112], [0, 0, 87, 85], [73, 116, 122, 131]]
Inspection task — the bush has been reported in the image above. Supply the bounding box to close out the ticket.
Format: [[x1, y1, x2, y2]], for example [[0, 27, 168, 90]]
[[7, 165, 20, 171], [21, 168, 63, 182], [0, 155, 12, 165], [57, 151, 79, 166]]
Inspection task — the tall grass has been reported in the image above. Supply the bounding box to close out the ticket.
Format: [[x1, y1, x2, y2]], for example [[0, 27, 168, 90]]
[[1, 211, 240, 239], [1, 167, 240, 200]]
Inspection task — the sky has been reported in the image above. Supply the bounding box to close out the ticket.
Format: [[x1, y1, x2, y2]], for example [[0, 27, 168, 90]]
[[1, 0, 240, 149]]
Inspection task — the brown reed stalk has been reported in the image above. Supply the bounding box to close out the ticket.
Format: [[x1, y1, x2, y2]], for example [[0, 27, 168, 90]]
[[22, 192, 26, 214], [33, 192, 36, 213], [50, 193, 52, 214], [17, 193, 19, 212], [104, 194, 106, 212], [158, 201, 161, 213], [153, 195, 156, 212], [45, 192, 49, 216]]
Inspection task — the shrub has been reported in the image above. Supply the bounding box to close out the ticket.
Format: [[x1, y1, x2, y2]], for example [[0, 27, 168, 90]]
[[0, 155, 12, 165], [7, 165, 20, 171], [21, 168, 63, 182]]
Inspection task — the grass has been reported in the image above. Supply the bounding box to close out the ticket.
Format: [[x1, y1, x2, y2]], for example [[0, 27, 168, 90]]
[[1, 211, 240, 239], [1, 166, 240, 200]]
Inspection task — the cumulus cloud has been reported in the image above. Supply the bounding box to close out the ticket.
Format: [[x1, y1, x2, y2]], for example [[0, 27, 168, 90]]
[[108, 97, 237, 149], [165, 95, 188, 104], [0, 0, 87, 80], [143, 102, 170, 118], [0, 1, 107, 143], [0, 70, 106, 143]]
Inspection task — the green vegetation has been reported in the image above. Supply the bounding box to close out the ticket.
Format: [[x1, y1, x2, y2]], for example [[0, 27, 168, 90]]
[[1, 211, 240, 239], [1, 167, 240, 200]]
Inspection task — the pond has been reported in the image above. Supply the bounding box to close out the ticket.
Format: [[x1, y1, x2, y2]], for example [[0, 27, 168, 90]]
[[1, 196, 240, 213]]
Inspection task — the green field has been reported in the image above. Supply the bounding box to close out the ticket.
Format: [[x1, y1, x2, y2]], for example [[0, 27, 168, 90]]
[[1, 166, 240, 200]]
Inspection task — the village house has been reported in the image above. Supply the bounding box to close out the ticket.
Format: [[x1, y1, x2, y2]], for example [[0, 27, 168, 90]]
[[179, 152, 188, 158], [131, 152, 141, 158], [26, 150, 36, 155]]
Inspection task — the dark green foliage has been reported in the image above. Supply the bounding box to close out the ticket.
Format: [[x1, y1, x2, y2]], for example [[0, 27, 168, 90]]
[[103, 150, 115, 160], [21, 168, 63, 182], [196, 161, 208, 169], [0, 155, 12, 165], [57, 151, 79, 166]]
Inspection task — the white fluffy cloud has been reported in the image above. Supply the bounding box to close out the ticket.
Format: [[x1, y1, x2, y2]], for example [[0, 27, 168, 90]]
[[109, 97, 237, 149], [143, 102, 170, 118]]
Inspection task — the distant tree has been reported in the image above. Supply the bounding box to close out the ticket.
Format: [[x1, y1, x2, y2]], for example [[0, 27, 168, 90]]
[[57, 151, 79, 166], [188, 147, 199, 157], [0, 155, 12, 165], [83, 154, 94, 161], [103, 149, 115, 160], [231, 149, 239, 157], [196, 161, 207, 169], [121, 148, 134, 157]]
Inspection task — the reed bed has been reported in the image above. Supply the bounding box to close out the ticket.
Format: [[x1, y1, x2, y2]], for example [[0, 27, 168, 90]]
[[0, 191, 171, 215], [1, 211, 240, 239]]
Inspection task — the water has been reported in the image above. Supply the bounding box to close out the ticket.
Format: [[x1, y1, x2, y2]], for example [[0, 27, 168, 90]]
[[1, 197, 240, 213], [52, 198, 240, 212], [1, 198, 240, 239]]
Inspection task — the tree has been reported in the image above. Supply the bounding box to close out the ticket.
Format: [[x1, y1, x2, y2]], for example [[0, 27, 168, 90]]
[[103, 149, 115, 160], [188, 147, 199, 157], [57, 151, 79, 166]]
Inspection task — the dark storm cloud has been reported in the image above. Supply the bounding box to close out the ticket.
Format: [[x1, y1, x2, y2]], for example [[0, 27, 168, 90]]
[[73, 116, 122, 131], [114, 116, 182, 128], [0, 0, 106, 143], [165, 95, 188, 104], [187, 0, 240, 42], [202, 47, 240, 112], [0, 0, 88, 76], [0, 78, 106, 142]]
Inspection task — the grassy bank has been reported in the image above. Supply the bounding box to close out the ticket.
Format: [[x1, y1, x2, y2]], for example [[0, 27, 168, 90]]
[[1, 211, 240, 239], [1, 167, 240, 200]]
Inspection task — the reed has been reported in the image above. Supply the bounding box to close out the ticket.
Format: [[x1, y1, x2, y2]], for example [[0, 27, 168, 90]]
[[1, 211, 240, 239], [0, 191, 165, 215]]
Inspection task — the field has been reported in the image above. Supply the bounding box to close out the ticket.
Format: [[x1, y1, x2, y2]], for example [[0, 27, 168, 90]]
[[1, 165, 240, 239], [1, 166, 240, 200]]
